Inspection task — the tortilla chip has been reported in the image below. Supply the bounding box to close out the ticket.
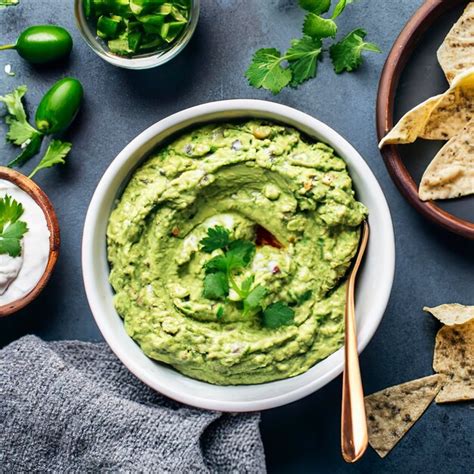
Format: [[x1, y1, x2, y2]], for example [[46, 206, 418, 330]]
[[419, 119, 474, 200], [433, 319, 474, 403], [365, 375, 443, 458], [379, 68, 474, 147], [437, 3, 474, 84], [424, 303, 474, 326]]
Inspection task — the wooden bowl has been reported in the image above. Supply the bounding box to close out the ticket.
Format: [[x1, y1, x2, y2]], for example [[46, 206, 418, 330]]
[[376, 0, 474, 239], [0, 167, 60, 317]]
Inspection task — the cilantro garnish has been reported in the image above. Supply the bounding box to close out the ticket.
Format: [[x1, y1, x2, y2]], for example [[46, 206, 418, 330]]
[[0, 86, 44, 166], [263, 302, 295, 329], [245, 0, 380, 94], [0, 195, 28, 257], [329, 28, 381, 73], [28, 139, 71, 179], [199, 226, 294, 329]]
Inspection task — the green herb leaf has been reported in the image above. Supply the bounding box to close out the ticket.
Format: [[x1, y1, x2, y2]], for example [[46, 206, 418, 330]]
[[226, 240, 256, 268], [303, 13, 337, 39], [240, 275, 255, 295], [200, 225, 230, 253], [329, 28, 381, 73], [5, 117, 39, 146], [298, 0, 331, 14], [29, 139, 71, 179], [262, 302, 295, 329], [245, 48, 292, 95], [287, 36, 322, 87], [331, 0, 347, 18], [243, 284, 267, 316], [216, 305, 224, 319], [0, 195, 28, 257], [0, 86, 28, 122], [204, 255, 230, 274], [203, 271, 229, 300], [8, 133, 44, 168]]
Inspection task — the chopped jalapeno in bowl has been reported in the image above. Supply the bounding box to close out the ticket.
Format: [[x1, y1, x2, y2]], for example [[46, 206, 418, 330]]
[[74, 0, 199, 69]]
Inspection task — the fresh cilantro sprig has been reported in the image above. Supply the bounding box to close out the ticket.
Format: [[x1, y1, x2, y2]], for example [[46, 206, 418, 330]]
[[0, 86, 72, 178], [0, 86, 44, 166], [0, 195, 28, 257], [200, 226, 295, 328], [245, 0, 380, 94]]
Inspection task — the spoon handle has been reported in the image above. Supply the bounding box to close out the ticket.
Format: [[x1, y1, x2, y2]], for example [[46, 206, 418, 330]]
[[341, 221, 369, 463]]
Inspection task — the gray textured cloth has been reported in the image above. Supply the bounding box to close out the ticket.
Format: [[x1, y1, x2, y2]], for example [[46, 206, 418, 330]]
[[0, 336, 266, 473]]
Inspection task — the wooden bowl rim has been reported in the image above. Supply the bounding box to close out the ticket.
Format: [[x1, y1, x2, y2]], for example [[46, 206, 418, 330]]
[[376, 0, 474, 239], [0, 167, 60, 317]]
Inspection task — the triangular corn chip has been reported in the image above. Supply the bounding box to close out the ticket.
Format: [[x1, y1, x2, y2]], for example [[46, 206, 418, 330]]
[[365, 375, 443, 458], [379, 68, 474, 147], [438, 3, 474, 84], [433, 319, 474, 403], [424, 303, 474, 326], [419, 119, 474, 200]]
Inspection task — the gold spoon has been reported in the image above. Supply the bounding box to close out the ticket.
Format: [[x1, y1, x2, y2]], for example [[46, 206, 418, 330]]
[[341, 220, 369, 463]]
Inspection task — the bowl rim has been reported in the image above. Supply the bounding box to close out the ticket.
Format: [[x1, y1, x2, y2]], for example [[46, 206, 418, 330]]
[[74, 0, 200, 70], [82, 99, 395, 412], [0, 167, 60, 317]]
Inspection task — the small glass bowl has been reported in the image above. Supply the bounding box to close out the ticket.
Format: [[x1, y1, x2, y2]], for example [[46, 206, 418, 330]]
[[74, 0, 200, 70]]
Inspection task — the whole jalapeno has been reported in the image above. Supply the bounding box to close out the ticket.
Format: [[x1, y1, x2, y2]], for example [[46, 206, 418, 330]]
[[0, 25, 73, 65], [35, 78, 84, 135]]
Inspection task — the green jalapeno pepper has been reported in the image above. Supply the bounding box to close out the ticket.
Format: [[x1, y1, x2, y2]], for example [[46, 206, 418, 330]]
[[0, 25, 73, 64], [35, 78, 84, 135]]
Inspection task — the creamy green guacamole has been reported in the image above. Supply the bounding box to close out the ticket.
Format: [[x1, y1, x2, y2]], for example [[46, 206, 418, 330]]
[[107, 121, 367, 385]]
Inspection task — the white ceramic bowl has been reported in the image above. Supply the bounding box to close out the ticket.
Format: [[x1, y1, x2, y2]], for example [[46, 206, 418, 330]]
[[82, 100, 395, 412]]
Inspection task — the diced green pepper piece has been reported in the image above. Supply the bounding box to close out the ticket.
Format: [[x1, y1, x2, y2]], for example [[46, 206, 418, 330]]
[[108, 36, 133, 54], [137, 14, 165, 34], [91, 0, 108, 16], [104, 0, 132, 17], [130, 0, 166, 15], [170, 6, 187, 22], [139, 34, 163, 52], [157, 3, 172, 15], [161, 20, 185, 43], [84, 0, 93, 17], [128, 30, 142, 52], [97, 15, 123, 39]]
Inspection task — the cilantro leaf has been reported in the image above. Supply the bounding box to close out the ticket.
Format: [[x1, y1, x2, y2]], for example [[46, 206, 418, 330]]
[[226, 240, 255, 268], [245, 48, 292, 95], [216, 306, 224, 319], [298, 0, 330, 14], [8, 133, 44, 168], [0, 85, 28, 122], [5, 117, 38, 146], [204, 255, 230, 274], [243, 284, 267, 316], [303, 13, 337, 39], [331, 0, 347, 18], [203, 271, 229, 300], [240, 275, 255, 295], [287, 36, 322, 87], [200, 225, 230, 253], [330, 28, 381, 73], [29, 140, 71, 179], [0, 195, 28, 257], [262, 302, 295, 329]]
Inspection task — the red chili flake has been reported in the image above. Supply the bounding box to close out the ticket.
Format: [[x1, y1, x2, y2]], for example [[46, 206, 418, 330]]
[[255, 225, 283, 249], [171, 227, 180, 237], [272, 266, 281, 274]]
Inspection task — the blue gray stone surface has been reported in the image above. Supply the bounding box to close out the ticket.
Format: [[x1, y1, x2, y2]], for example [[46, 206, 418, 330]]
[[0, 1, 473, 472]]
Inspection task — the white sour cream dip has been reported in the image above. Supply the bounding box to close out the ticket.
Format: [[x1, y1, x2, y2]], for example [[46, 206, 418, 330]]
[[0, 179, 50, 305]]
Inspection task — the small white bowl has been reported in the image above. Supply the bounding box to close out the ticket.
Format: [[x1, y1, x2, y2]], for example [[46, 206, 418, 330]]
[[82, 100, 395, 412]]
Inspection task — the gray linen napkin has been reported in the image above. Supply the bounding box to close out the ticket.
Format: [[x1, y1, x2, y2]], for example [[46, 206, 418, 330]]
[[0, 335, 266, 473]]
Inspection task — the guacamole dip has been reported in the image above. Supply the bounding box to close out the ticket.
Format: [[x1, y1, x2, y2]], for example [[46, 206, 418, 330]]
[[107, 121, 367, 385]]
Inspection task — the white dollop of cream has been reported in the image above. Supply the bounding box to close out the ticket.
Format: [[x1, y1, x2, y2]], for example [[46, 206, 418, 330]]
[[0, 180, 50, 305]]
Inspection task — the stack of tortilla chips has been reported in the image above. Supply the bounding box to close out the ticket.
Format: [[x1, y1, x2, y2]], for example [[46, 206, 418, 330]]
[[365, 304, 474, 458], [379, 3, 474, 202]]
